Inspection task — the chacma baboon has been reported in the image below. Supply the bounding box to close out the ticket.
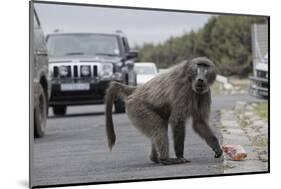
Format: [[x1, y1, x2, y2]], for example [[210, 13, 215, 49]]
[[105, 57, 223, 165]]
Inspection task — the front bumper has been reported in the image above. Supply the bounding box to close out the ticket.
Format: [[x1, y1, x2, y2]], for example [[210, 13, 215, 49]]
[[49, 80, 111, 106], [249, 76, 268, 97]]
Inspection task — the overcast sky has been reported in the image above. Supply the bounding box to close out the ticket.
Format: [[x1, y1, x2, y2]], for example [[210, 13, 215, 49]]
[[34, 3, 213, 46]]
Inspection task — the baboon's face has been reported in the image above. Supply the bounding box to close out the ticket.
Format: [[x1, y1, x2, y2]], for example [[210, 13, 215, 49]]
[[190, 63, 216, 95]]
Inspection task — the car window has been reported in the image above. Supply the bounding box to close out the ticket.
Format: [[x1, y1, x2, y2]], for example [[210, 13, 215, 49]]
[[122, 37, 130, 53]]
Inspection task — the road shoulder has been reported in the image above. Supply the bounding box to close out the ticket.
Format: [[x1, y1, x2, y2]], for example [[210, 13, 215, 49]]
[[218, 101, 268, 173]]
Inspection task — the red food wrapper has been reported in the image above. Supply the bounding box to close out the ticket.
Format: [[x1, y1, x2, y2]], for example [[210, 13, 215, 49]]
[[222, 144, 247, 161]]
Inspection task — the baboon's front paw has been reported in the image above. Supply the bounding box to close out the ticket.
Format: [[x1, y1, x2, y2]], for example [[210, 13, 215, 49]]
[[214, 148, 223, 158]]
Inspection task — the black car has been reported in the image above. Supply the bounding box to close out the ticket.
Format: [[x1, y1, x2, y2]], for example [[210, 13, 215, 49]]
[[46, 32, 137, 116], [32, 9, 50, 137]]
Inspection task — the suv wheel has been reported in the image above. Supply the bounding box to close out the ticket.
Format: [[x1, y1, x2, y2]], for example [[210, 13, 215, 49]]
[[114, 100, 125, 113], [53, 105, 67, 116], [34, 84, 47, 138]]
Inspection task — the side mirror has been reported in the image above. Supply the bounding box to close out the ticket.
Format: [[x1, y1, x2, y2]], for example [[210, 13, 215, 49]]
[[125, 60, 134, 70], [127, 50, 138, 60]]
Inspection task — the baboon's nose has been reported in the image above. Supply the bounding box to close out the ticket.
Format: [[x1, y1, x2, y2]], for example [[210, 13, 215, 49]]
[[197, 78, 204, 83]]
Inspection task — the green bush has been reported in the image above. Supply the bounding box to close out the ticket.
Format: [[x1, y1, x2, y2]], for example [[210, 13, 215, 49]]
[[136, 15, 267, 77]]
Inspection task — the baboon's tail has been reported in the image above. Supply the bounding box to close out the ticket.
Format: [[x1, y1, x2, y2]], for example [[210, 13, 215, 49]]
[[105, 81, 136, 151]]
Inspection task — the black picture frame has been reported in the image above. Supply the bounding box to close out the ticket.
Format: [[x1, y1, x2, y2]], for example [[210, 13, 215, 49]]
[[29, 1, 270, 188]]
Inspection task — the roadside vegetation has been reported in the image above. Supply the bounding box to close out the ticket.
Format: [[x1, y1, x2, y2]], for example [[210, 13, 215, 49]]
[[253, 102, 268, 121], [136, 15, 267, 77]]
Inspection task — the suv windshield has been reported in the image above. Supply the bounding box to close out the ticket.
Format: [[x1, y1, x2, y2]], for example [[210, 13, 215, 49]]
[[47, 34, 120, 58]]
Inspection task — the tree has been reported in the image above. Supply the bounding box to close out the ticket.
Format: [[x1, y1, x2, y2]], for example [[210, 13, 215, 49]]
[[137, 15, 267, 77]]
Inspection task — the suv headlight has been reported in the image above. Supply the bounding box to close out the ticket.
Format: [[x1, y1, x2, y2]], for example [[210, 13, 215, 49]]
[[100, 63, 113, 78], [59, 66, 69, 77], [81, 65, 91, 77]]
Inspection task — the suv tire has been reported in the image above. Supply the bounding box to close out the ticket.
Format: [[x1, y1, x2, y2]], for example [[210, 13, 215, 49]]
[[114, 100, 125, 113], [34, 84, 47, 138], [53, 105, 67, 116]]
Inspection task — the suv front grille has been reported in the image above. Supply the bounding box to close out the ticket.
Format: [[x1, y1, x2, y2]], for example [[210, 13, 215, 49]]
[[93, 65, 98, 77], [53, 66, 59, 77], [73, 65, 78, 77], [53, 65, 98, 78], [257, 70, 267, 78]]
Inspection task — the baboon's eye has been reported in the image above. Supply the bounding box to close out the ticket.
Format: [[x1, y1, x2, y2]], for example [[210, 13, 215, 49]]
[[197, 66, 208, 75], [204, 69, 208, 74], [197, 67, 200, 75]]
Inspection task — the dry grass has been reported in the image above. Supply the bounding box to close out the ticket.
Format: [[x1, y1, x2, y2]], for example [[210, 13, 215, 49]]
[[253, 102, 268, 121]]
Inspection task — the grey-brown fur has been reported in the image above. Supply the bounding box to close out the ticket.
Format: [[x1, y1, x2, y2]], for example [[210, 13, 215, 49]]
[[105, 57, 223, 165]]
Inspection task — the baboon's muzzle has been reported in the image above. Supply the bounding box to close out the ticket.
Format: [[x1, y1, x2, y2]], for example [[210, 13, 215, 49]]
[[195, 78, 207, 94]]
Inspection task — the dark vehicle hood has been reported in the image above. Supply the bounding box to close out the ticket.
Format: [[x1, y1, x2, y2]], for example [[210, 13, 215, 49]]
[[48, 55, 122, 64]]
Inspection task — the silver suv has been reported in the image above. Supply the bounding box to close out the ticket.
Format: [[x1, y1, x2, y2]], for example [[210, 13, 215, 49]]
[[249, 53, 268, 98], [46, 32, 137, 116]]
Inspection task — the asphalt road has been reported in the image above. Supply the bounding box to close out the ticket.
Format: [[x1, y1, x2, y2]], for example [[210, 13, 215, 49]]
[[32, 94, 264, 187]]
